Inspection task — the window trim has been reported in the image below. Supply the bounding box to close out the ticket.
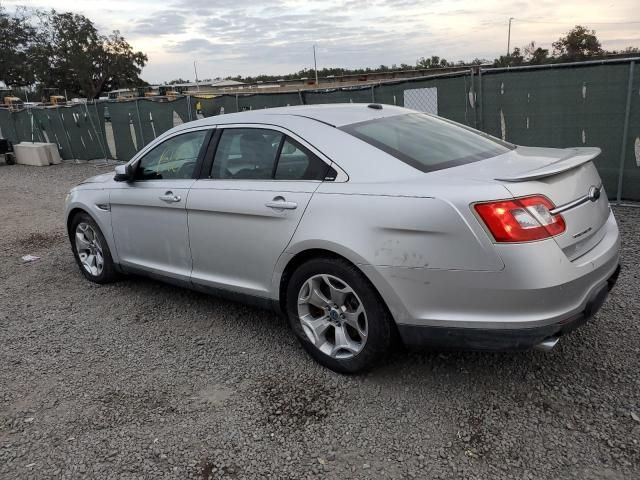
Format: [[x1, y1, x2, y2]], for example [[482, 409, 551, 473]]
[[197, 123, 348, 182], [128, 126, 215, 182]]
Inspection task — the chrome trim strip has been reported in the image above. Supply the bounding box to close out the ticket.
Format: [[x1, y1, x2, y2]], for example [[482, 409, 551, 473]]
[[549, 184, 602, 215], [549, 195, 590, 215]]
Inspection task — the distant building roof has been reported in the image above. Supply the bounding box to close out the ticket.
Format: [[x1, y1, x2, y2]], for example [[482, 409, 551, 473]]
[[171, 79, 245, 88]]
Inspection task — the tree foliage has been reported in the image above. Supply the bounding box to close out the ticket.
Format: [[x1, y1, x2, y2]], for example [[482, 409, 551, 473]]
[[0, 6, 36, 87], [0, 7, 147, 99], [552, 25, 602, 60]]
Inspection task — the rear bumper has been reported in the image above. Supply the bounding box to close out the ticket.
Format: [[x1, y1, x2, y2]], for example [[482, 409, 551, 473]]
[[397, 263, 620, 350]]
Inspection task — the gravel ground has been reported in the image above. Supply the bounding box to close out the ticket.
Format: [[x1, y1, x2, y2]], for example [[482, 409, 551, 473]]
[[0, 162, 639, 480]]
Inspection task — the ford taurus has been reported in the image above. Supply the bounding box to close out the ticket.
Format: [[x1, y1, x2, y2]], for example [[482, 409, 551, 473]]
[[65, 104, 621, 372]]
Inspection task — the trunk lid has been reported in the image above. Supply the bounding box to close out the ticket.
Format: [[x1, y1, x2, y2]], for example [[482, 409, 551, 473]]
[[442, 146, 611, 261]]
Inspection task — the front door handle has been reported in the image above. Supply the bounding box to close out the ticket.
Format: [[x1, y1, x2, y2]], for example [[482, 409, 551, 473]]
[[265, 197, 298, 210], [159, 191, 181, 203]]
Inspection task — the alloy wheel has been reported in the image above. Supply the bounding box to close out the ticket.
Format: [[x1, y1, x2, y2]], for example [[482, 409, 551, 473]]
[[297, 274, 368, 359], [75, 222, 104, 277]]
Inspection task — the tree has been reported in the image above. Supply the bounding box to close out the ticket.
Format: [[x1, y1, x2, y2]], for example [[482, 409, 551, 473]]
[[416, 56, 450, 69], [552, 25, 602, 60], [524, 41, 550, 64], [494, 47, 525, 67], [30, 10, 147, 99], [0, 5, 36, 87]]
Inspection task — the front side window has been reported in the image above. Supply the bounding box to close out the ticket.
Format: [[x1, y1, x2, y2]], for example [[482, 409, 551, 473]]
[[340, 113, 514, 173], [135, 130, 208, 181], [211, 128, 332, 181]]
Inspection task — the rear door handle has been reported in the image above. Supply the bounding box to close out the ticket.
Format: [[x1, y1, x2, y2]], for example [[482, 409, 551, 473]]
[[159, 191, 181, 203], [265, 198, 298, 210]]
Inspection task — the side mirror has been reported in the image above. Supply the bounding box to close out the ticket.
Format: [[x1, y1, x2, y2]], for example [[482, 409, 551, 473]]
[[114, 163, 134, 182]]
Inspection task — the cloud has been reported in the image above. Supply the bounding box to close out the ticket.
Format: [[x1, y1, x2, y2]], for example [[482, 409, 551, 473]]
[[95, 0, 640, 81], [130, 11, 188, 36]]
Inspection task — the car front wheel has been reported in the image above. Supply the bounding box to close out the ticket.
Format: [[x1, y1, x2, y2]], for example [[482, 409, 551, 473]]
[[70, 212, 118, 284], [286, 257, 394, 373]]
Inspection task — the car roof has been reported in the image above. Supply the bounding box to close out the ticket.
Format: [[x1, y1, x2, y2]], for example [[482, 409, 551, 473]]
[[184, 103, 412, 129]]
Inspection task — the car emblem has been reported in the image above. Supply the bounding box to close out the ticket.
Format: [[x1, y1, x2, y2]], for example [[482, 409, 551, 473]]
[[588, 185, 601, 202]]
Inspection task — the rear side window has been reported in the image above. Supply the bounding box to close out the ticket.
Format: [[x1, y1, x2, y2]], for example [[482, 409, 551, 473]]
[[211, 128, 333, 181], [275, 138, 332, 181], [340, 113, 514, 172]]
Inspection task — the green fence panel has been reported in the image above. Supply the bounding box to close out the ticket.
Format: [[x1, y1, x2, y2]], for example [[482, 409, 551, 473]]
[[31, 109, 71, 158], [190, 97, 219, 118], [206, 95, 239, 115], [303, 85, 375, 105], [620, 62, 640, 201], [56, 105, 106, 160], [137, 99, 174, 146], [107, 102, 143, 162], [0, 109, 18, 142], [481, 64, 630, 197], [237, 92, 303, 111], [12, 110, 34, 142], [88, 102, 111, 159], [173, 97, 193, 124]]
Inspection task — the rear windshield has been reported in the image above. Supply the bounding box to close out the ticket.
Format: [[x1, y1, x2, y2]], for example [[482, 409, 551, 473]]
[[340, 113, 514, 172]]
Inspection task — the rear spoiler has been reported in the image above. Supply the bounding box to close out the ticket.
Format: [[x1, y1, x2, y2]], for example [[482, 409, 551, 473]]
[[495, 147, 601, 182]]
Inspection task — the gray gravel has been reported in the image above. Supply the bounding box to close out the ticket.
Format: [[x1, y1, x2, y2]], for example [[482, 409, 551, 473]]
[[1, 162, 639, 480]]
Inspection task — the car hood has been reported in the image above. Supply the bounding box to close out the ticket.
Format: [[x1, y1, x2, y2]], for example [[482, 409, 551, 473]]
[[79, 172, 114, 185]]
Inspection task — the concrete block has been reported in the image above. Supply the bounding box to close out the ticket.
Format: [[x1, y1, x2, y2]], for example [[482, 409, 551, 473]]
[[44, 143, 62, 164], [13, 142, 62, 166], [14, 143, 51, 166]]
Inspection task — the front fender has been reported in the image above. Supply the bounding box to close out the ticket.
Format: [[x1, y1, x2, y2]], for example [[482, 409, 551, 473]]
[[65, 189, 119, 264]]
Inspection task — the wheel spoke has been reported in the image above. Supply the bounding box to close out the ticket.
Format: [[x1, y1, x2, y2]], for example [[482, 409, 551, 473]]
[[299, 278, 331, 309], [75, 231, 91, 249], [343, 305, 367, 339], [300, 314, 331, 346], [331, 325, 360, 357], [322, 275, 350, 306]]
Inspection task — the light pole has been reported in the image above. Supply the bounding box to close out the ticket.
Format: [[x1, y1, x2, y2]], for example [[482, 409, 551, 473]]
[[313, 45, 319, 86], [507, 17, 515, 56], [193, 61, 200, 92]]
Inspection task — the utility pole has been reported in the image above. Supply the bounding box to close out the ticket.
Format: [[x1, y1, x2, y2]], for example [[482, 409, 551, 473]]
[[313, 45, 319, 86], [507, 17, 514, 56], [193, 61, 200, 92]]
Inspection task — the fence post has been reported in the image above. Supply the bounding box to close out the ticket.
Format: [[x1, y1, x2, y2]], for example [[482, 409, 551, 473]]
[[298, 89, 303, 105], [470, 68, 477, 129], [187, 95, 192, 121], [478, 68, 484, 132], [371, 84, 375, 103], [135, 99, 145, 148], [235, 93, 239, 112], [616, 60, 635, 204]]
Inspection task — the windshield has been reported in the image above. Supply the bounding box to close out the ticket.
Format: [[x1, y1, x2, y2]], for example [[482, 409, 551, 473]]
[[340, 113, 514, 172]]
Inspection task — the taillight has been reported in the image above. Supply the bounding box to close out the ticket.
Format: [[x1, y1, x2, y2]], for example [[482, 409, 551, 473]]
[[474, 195, 566, 243]]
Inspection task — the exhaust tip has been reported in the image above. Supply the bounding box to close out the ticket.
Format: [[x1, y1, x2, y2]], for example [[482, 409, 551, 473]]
[[534, 336, 560, 352]]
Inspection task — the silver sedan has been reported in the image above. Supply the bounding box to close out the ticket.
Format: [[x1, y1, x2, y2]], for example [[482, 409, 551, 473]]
[[65, 104, 621, 372]]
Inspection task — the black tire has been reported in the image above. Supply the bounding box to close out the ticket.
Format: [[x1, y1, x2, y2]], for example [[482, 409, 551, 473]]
[[69, 212, 119, 284], [285, 257, 394, 373]]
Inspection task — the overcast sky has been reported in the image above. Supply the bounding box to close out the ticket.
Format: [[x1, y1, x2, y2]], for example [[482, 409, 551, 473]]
[[5, 0, 640, 83]]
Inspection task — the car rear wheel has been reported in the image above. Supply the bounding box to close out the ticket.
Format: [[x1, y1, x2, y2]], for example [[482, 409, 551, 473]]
[[286, 257, 394, 373], [70, 212, 118, 284]]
